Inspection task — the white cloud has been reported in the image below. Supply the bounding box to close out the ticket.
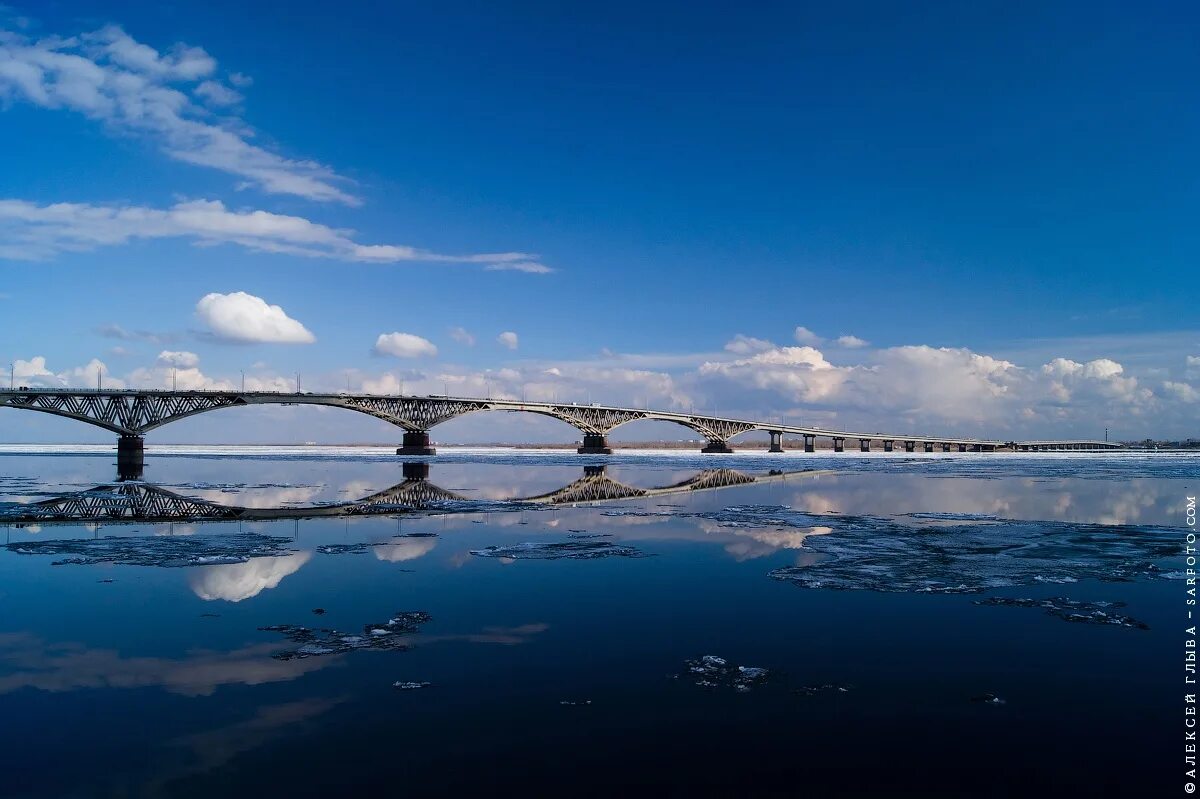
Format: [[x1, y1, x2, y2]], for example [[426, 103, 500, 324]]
[[155, 350, 199, 368], [193, 79, 241, 106], [189, 553, 311, 602], [449, 326, 475, 346], [0, 198, 545, 270], [723, 334, 775, 355], [497, 331, 519, 350], [195, 291, 315, 344], [11, 355, 126, 389], [373, 537, 437, 563], [793, 326, 822, 345], [483, 260, 553, 274], [834, 334, 869, 348], [1163, 381, 1200, 403], [374, 332, 437, 359], [0, 24, 355, 203]]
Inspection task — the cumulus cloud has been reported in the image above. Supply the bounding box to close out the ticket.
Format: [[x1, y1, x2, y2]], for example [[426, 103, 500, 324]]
[[724, 334, 775, 355], [0, 198, 546, 271], [793, 326, 822, 345], [188, 553, 312, 602], [373, 332, 437, 359], [449, 326, 475, 346], [195, 291, 315, 344], [155, 350, 199, 369], [0, 23, 355, 203], [1162, 381, 1199, 403], [497, 331, 519, 350], [834, 335, 869, 348], [11, 355, 125, 388]]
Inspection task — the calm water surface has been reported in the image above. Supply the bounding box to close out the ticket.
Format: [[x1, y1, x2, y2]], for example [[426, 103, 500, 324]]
[[0, 448, 1190, 797]]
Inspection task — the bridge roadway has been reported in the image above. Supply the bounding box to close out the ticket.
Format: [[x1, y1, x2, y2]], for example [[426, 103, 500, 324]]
[[0, 388, 1121, 474]]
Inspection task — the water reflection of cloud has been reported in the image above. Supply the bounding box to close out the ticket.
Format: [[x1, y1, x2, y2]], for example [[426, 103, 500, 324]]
[[372, 537, 437, 563], [0, 633, 331, 697], [189, 552, 312, 602], [724, 526, 833, 561], [149, 698, 345, 795]]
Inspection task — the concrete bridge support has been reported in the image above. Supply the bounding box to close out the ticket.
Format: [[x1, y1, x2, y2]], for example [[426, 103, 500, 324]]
[[769, 431, 784, 453], [701, 440, 734, 454], [577, 433, 613, 454], [117, 435, 144, 481], [883, 440, 894, 452], [958, 444, 968, 452], [833, 437, 845, 453], [924, 442, 934, 452], [804, 435, 815, 453], [904, 441, 915, 452], [941, 443, 951, 452], [396, 431, 436, 456], [860, 439, 871, 452]]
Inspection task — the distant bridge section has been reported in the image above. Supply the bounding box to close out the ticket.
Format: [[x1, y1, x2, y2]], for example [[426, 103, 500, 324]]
[[0, 389, 1123, 475]]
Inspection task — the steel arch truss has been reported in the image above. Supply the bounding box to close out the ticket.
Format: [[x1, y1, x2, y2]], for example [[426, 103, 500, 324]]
[[0, 391, 247, 435]]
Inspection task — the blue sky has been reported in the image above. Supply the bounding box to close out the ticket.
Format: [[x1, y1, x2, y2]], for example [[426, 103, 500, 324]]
[[0, 1, 1196, 443]]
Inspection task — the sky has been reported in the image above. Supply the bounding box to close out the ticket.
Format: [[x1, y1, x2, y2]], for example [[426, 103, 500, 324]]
[[0, 1, 1196, 444]]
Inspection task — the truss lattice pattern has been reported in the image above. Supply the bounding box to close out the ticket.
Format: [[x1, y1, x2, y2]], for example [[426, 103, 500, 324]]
[[0, 392, 244, 434], [16, 484, 243, 521]]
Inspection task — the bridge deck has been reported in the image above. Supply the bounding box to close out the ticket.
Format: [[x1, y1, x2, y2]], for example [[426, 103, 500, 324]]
[[0, 389, 1124, 450]]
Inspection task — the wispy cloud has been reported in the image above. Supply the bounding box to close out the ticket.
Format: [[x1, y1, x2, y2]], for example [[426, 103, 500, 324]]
[[0, 23, 355, 203], [0, 198, 549, 270]]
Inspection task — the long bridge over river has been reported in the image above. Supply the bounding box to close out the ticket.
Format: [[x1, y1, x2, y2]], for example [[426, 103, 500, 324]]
[[0, 389, 1120, 475]]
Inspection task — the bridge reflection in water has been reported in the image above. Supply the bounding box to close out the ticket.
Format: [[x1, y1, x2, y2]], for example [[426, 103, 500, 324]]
[[0, 464, 813, 526]]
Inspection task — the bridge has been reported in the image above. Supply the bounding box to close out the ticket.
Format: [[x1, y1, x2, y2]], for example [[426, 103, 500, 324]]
[[0, 388, 1121, 475], [0, 464, 810, 525]]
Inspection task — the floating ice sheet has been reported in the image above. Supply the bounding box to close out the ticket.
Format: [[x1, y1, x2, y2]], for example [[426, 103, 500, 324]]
[[766, 515, 1175, 594], [469, 540, 647, 560], [260, 611, 431, 660], [680, 655, 771, 692], [974, 596, 1149, 629], [4, 533, 295, 567]]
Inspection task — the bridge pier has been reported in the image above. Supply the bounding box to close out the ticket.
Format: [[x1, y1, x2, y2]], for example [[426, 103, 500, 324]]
[[701, 440, 734, 453], [116, 435, 144, 481], [924, 442, 934, 452], [803, 434, 815, 453], [904, 441, 915, 453], [578, 433, 613, 454], [958, 443, 968, 452], [833, 437, 845, 453], [396, 431, 436, 456], [883, 440, 894, 452], [941, 443, 951, 452], [768, 431, 784, 453], [860, 439, 871, 452]]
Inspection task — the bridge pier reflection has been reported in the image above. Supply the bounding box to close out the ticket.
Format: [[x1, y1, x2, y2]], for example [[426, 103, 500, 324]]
[[117, 435, 144, 481], [396, 431, 435, 456], [577, 433, 612, 454]]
